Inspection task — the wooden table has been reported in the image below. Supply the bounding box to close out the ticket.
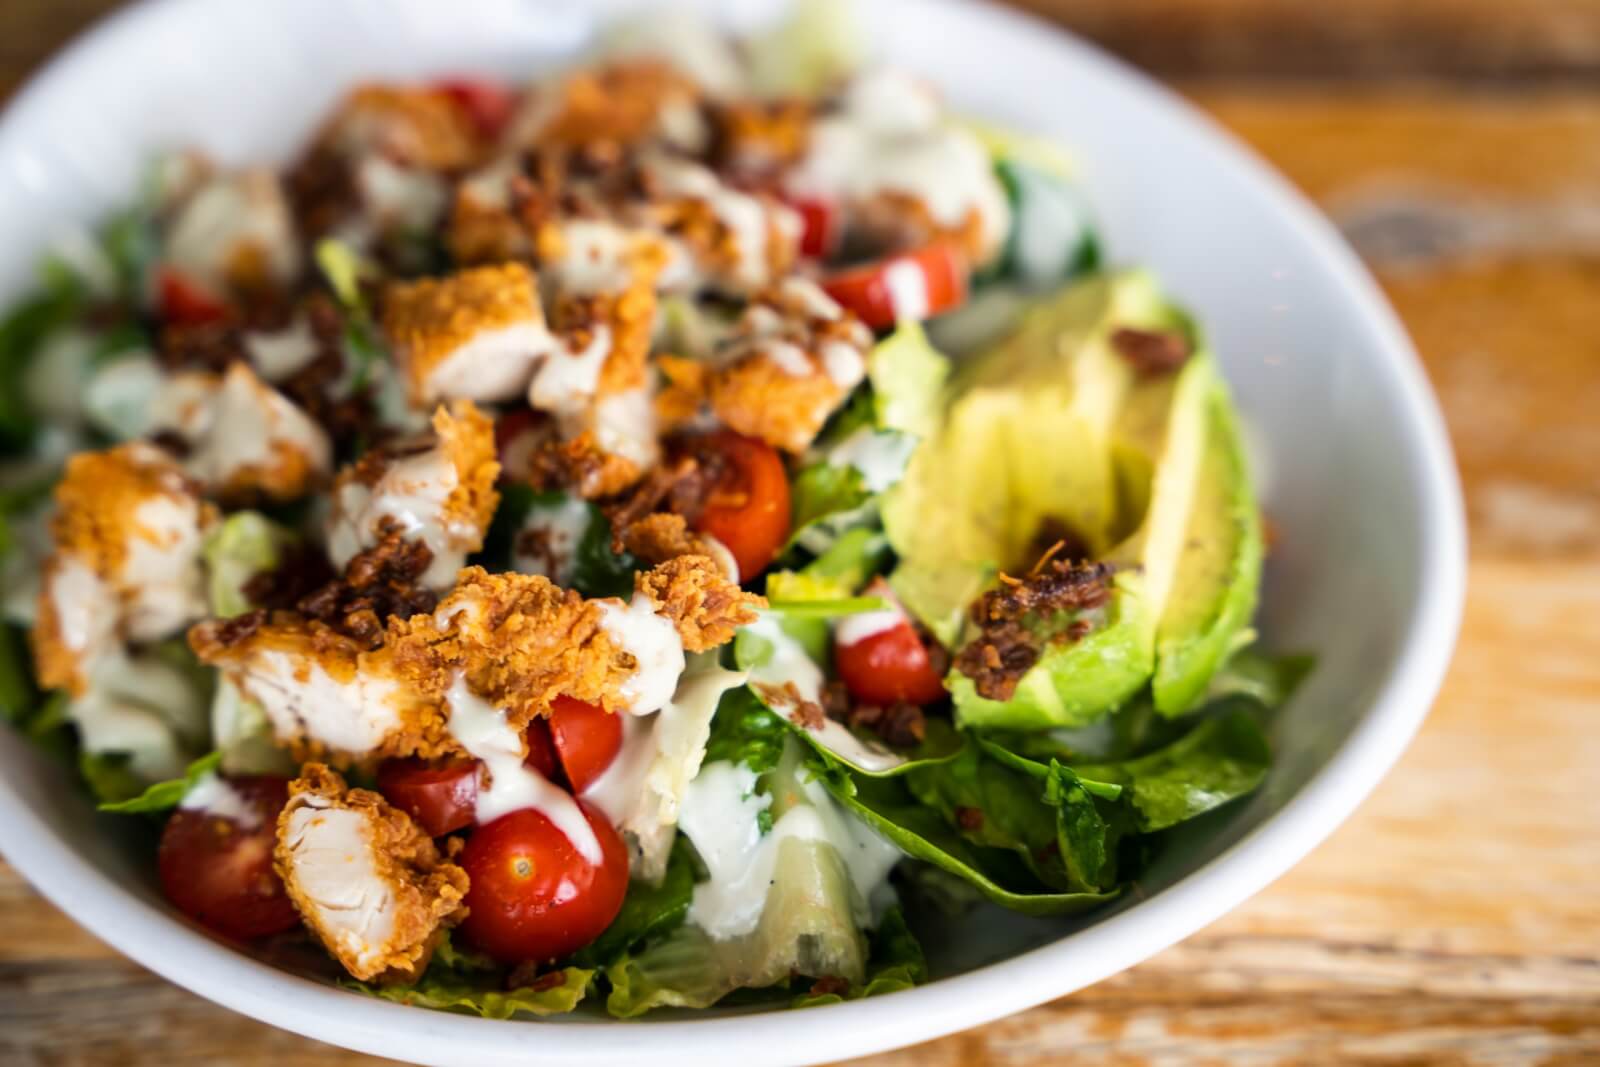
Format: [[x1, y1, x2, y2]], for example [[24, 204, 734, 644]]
[[3, 2, 1599, 1064]]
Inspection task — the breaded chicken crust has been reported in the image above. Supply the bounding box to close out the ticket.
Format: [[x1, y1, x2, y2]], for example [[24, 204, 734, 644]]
[[276, 763, 468, 983], [635, 554, 763, 653]]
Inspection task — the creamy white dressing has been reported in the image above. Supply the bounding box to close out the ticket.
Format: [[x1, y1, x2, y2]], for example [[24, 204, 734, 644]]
[[598, 593, 686, 716], [779, 277, 845, 321], [643, 154, 774, 293], [546, 220, 639, 296], [179, 771, 261, 829], [743, 614, 908, 773], [121, 494, 211, 642], [762, 341, 815, 378], [581, 655, 747, 881], [418, 320, 553, 404], [511, 495, 592, 585], [787, 69, 1010, 263], [245, 317, 320, 382], [680, 756, 903, 940], [69, 686, 189, 782], [833, 607, 903, 646], [23, 328, 97, 423], [527, 325, 613, 416], [826, 426, 917, 492], [602, 11, 746, 96], [819, 339, 866, 388], [282, 799, 398, 973], [742, 612, 825, 704], [233, 650, 405, 757], [443, 674, 603, 863], [882, 258, 931, 322]]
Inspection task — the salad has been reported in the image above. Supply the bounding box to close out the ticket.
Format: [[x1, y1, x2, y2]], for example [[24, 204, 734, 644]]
[[0, 1, 1305, 1019]]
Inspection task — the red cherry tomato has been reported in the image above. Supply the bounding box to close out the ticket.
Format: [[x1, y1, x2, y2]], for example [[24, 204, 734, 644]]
[[548, 696, 623, 793], [458, 803, 629, 964], [821, 243, 968, 330], [686, 430, 791, 581], [377, 758, 479, 837], [157, 268, 230, 326], [787, 195, 840, 260], [835, 616, 947, 706], [524, 717, 561, 782], [157, 775, 300, 940], [435, 78, 518, 140]]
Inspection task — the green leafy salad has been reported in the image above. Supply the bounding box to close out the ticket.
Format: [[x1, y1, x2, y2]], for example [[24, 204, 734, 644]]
[[0, 0, 1305, 1020]]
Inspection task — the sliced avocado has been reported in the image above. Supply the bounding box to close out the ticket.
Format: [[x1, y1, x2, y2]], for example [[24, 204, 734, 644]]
[[946, 351, 1214, 730], [1149, 382, 1263, 715], [883, 270, 1171, 571]]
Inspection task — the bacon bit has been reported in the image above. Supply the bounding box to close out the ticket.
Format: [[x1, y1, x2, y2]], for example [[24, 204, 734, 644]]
[[208, 608, 267, 649], [807, 975, 850, 998], [296, 525, 439, 649], [1110, 327, 1191, 378], [507, 960, 571, 993], [846, 701, 928, 749], [955, 806, 985, 832], [955, 560, 1117, 702]]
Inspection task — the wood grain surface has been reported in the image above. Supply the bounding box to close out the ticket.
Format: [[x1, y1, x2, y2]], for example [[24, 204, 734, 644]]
[[3, 3, 1599, 1065]]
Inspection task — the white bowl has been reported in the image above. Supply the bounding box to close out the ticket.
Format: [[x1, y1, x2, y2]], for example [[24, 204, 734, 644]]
[[0, 0, 1465, 1063]]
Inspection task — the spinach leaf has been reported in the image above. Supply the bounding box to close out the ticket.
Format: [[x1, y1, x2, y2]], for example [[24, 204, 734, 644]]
[[98, 751, 223, 815], [703, 686, 788, 777], [1072, 702, 1271, 831], [818, 768, 1117, 917], [570, 840, 695, 968]]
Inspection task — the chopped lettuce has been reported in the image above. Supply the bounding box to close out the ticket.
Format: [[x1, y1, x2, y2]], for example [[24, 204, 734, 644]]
[[202, 511, 295, 618], [746, 0, 863, 97], [97, 750, 223, 814], [349, 931, 594, 1019]]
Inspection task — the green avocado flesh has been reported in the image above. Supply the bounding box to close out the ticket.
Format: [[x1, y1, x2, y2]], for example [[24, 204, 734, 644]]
[[887, 271, 1262, 730]]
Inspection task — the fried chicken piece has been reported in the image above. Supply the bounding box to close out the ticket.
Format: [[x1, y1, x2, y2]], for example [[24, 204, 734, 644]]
[[388, 566, 636, 726], [312, 85, 485, 172], [382, 263, 551, 406], [634, 153, 801, 297], [326, 401, 500, 592], [163, 169, 301, 300], [635, 554, 763, 653], [710, 99, 815, 176], [704, 278, 873, 453], [34, 444, 218, 695], [276, 764, 468, 983], [150, 362, 333, 503], [189, 610, 458, 766], [510, 59, 702, 153]]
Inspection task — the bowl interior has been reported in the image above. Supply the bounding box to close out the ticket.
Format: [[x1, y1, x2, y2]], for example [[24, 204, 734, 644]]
[[0, 0, 1463, 1062]]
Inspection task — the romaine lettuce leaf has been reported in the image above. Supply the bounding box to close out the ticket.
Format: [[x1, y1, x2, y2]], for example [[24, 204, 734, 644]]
[[790, 906, 926, 1007], [202, 511, 294, 618]]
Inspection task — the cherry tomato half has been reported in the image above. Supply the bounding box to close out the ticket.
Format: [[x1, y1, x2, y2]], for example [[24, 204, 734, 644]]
[[435, 78, 519, 140], [157, 775, 300, 940], [377, 758, 479, 838], [686, 430, 791, 581], [787, 195, 840, 260], [835, 615, 947, 706], [157, 268, 230, 326], [548, 695, 623, 794], [458, 803, 629, 964], [821, 243, 968, 330], [524, 717, 561, 783]]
